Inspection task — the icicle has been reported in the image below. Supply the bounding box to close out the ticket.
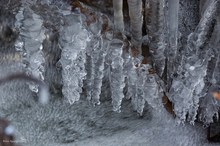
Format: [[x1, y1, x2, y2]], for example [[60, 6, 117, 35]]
[[85, 33, 102, 105], [86, 36, 103, 105], [145, 0, 167, 76], [167, 0, 179, 58], [85, 34, 100, 103], [135, 65, 149, 116], [84, 53, 94, 101], [127, 0, 143, 55], [122, 42, 133, 100], [100, 24, 114, 101], [109, 38, 125, 112], [166, 0, 180, 88], [125, 45, 146, 113], [113, 0, 124, 32], [168, 57, 208, 123], [15, 6, 46, 93], [59, 10, 88, 104], [91, 37, 110, 105], [144, 65, 163, 110], [83, 11, 100, 103], [84, 14, 111, 106], [128, 65, 138, 110]]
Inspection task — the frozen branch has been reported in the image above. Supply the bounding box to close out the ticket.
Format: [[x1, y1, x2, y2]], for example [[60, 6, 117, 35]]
[[0, 73, 49, 104]]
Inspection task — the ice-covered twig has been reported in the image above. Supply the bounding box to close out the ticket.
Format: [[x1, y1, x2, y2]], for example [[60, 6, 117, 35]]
[[0, 73, 49, 104]]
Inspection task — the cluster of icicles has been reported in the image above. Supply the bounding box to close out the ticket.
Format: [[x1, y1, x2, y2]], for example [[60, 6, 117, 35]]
[[13, 0, 162, 117], [60, 5, 162, 115], [12, 0, 220, 124]]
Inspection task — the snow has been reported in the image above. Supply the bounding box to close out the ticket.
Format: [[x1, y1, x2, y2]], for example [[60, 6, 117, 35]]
[[0, 80, 216, 146]]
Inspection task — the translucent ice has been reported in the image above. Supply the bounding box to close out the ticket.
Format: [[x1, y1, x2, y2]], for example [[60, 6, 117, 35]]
[[15, 6, 46, 93], [59, 10, 88, 104]]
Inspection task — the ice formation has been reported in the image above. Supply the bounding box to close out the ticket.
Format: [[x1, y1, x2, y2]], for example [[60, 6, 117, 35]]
[[109, 38, 125, 112], [1, 0, 219, 125], [127, 0, 143, 54], [113, 0, 124, 32], [15, 2, 46, 93], [145, 0, 167, 77], [59, 8, 88, 104], [84, 14, 110, 106]]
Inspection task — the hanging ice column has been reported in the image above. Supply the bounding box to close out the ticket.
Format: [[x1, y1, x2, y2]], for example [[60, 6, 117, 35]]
[[109, 38, 125, 112], [145, 0, 167, 76], [144, 66, 163, 113], [126, 63, 162, 116], [113, 0, 124, 32], [167, 0, 180, 88], [167, 0, 179, 57], [129, 64, 147, 116], [127, 0, 143, 58], [59, 9, 88, 104], [111, 0, 126, 111], [15, 6, 46, 93], [124, 47, 144, 113], [85, 14, 111, 106]]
